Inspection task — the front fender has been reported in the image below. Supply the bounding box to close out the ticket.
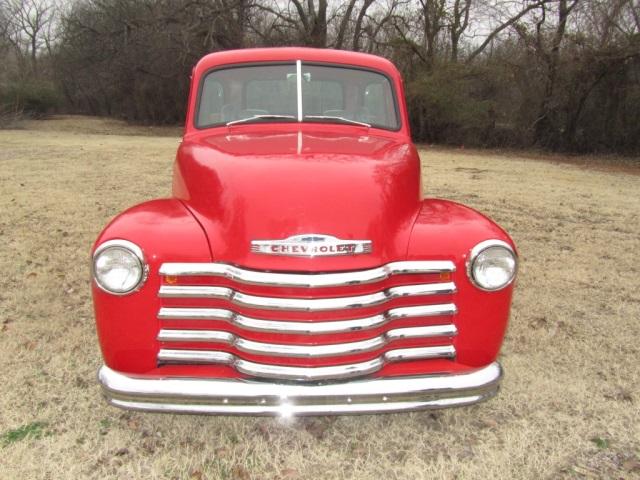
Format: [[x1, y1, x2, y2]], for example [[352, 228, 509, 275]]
[[91, 199, 211, 373], [406, 199, 516, 367]]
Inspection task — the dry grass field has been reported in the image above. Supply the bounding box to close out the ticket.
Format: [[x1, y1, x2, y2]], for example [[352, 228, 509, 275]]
[[0, 116, 639, 480]]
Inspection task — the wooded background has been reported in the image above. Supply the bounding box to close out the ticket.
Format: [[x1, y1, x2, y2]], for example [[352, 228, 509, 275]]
[[1, 0, 639, 154]]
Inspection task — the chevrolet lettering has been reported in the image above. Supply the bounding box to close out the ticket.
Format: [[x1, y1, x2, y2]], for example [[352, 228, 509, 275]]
[[91, 48, 518, 416], [251, 234, 372, 257]]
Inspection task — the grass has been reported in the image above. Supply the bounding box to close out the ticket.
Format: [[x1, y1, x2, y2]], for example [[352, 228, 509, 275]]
[[0, 115, 639, 479], [590, 437, 610, 450], [1, 422, 47, 447]]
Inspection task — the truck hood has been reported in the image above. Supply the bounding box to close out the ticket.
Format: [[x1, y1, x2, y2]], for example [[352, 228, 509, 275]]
[[174, 128, 420, 271]]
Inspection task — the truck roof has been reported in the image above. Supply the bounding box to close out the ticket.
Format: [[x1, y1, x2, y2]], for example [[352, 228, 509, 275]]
[[193, 47, 401, 80]]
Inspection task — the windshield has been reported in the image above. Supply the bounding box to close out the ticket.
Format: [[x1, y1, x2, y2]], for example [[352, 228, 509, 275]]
[[196, 62, 399, 130]]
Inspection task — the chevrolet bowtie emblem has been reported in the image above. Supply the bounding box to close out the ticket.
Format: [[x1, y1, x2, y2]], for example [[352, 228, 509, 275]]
[[251, 234, 372, 257]]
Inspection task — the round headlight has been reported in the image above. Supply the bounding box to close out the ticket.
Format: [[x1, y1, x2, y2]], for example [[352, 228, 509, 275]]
[[468, 240, 517, 291], [92, 240, 147, 295]]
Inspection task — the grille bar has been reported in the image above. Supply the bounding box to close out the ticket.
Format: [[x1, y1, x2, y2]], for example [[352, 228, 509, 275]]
[[158, 282, 456, 311], [159, 260, 455, 288], [157, 324, 457, 358], [158, 303, 457, 334], [157, 345, 456, 381]]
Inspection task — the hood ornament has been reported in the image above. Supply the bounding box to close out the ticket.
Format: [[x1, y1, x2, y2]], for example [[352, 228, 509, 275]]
[[251, 234, 372, 257]]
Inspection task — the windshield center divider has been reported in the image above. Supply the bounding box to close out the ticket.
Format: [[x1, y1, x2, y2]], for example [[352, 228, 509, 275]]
[[296, 60, 302, 122]]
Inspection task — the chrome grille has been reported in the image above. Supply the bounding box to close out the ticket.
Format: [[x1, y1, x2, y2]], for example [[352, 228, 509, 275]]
[[156, 260, 458, 381]]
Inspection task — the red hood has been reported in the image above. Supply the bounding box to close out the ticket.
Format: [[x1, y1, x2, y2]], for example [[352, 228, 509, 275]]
[[173, 127, 420, 271]]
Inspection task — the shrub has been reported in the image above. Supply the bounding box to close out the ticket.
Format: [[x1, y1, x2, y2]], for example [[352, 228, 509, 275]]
[[0, 103, 23, 128], [0, 81, 62, 117], [406, 64, 502, 147]]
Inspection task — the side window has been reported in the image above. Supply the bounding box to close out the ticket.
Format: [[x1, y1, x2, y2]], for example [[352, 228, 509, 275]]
[[198, 78, 224, 126]]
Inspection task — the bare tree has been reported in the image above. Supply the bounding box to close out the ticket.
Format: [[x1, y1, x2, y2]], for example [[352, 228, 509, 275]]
[[332, 0, 376, 51], [466, 0, 562, 62], [0, 0, 57, 76], [256, 0, 328, 46], [511, 0, 580, 145], [390, 0, 448, 69], [450, 0, 471, 61]]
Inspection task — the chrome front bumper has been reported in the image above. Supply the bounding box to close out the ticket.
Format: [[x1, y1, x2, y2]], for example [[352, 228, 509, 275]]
[[98, 362, 503, 416]]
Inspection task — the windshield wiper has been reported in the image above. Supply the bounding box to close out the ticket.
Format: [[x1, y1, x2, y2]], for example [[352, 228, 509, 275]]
[[226, 114, 296, 126], [303, 115, 371, 128]]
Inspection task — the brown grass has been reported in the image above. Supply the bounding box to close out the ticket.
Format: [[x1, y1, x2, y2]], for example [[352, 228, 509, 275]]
[[0, 116, 639, 480]]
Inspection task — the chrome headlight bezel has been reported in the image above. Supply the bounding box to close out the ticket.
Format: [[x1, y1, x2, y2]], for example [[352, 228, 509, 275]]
[[466, 239, 517, 292], [92, 239, 148, 295]]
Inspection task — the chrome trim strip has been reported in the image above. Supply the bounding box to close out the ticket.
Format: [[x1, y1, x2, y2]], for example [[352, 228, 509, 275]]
[[238, 336, 385, 357], [384, 345, 455, 362], [159, 260, 456, 288], [98, 362, 503, 416], [159, 307, 234, 321], [159, 286, 232, 299], [157, 324, 457, 357], [385, 325, 457, 340], [158, 349, 233, 365], [158, 303, 457, 334], [157, 344, 456, 380], [157, 330, 235, 343], [158, 282, 456, 311], [236, 357, 382, 381]]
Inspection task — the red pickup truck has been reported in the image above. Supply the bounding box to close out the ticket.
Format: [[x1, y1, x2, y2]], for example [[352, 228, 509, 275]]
[[91, 47, 517, 416]]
